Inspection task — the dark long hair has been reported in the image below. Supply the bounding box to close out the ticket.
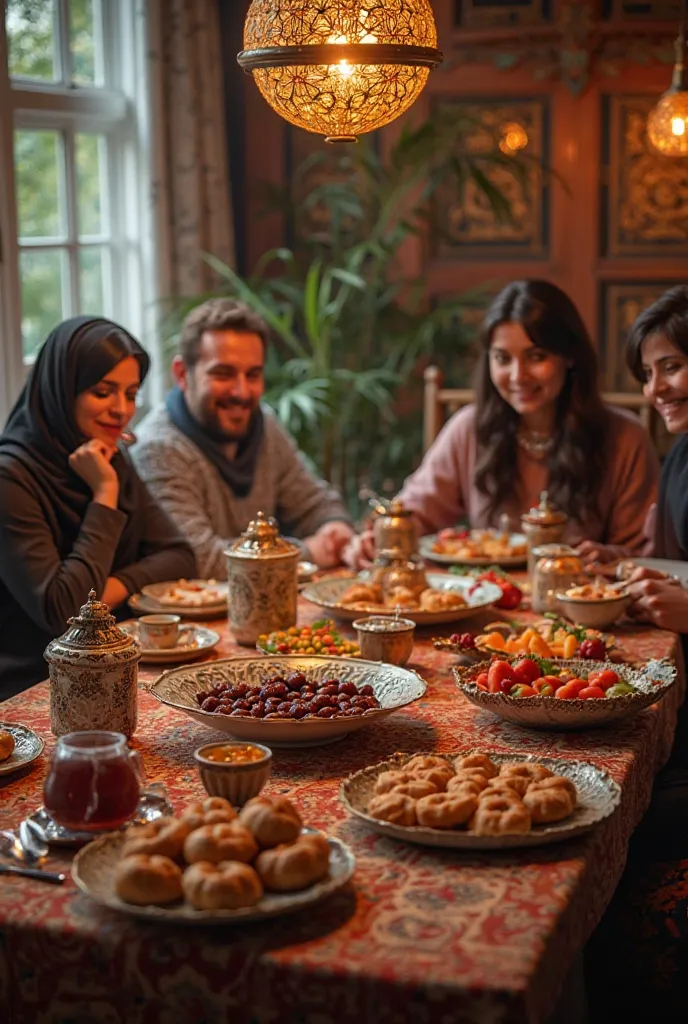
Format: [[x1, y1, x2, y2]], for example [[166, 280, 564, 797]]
[[626, 285, 688, 382], [474, 280, 608, 521]]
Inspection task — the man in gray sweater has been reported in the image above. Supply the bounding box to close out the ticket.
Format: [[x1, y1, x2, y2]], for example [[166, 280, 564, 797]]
[[132, 299, 354, 579]]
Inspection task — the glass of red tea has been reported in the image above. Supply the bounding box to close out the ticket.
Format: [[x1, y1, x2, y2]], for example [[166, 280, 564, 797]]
[[43, 731, 141, 831]]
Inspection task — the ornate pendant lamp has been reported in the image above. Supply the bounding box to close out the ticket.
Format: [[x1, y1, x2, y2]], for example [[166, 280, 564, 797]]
[[647, 0, 688, 156], [237, 1, 443, 144]]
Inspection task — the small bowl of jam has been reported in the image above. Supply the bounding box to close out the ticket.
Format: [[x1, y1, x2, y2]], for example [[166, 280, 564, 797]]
[[194, 741, 272, 805]]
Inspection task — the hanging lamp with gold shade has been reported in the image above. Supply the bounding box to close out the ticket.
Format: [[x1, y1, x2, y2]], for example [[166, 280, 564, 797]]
[[237, 1, 443, 144], [647, 0, 688, 156]]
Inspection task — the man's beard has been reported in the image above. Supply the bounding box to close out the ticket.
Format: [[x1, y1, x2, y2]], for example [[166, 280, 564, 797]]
[[188, 393, 256, 443]]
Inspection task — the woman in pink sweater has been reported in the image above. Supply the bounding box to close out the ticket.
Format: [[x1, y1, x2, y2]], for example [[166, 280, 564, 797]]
[[345, 280, 658, 565]]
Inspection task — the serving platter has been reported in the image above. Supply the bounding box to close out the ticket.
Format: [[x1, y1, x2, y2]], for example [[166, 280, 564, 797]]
[[72, 829, 355, 925], [301, 574, 503, 626], [341, 750, 621, 850], [149, 656, 427, 747], [0, 722, 44, 776], [119, 621, 220, 663], [131, 580, 228, 618], [419, 532, 528, 567], [453, 658, 676, 730]]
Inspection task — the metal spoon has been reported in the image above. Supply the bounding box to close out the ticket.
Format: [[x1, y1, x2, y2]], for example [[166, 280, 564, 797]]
[[0, 863, 65, 885]]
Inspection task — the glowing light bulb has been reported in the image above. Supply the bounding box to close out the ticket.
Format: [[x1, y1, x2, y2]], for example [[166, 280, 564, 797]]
[[672, 116, 686, 136]]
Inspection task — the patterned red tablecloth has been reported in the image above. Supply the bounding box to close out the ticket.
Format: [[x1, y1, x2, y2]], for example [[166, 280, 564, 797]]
[[0, 594, 684, 1024]]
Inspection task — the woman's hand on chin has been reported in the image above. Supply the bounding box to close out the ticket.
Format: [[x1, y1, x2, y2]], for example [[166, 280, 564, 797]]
[[69, 439, 119, 508], [626, 575, 688, 633]]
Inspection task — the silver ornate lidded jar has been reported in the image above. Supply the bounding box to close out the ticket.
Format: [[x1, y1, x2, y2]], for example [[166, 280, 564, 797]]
[[226, 512, 300, 646], [44, 590, 141, 738], [521, 490, 568, 575], [372, 498, 418, 559], [531, 545, 585, 614]]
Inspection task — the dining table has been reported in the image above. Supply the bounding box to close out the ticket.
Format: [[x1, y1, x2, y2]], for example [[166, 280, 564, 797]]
[[0, 578, 684, 1024]]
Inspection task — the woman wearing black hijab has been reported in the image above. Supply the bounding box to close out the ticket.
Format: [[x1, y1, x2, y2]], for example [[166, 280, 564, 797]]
[[0, 316, 196, 699]]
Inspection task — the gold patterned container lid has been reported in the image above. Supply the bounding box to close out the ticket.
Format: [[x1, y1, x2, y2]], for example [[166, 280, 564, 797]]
[[227, 511, 300, 560], [522, 490, 568, 527], [44, 590, 140, 664]]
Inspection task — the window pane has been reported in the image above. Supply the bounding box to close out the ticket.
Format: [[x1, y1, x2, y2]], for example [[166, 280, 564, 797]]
[[19, 249, 68, 360], [70, 0, 100, 85], [75, 133, 106, 237], [6, 0, 57, 81], [79, 246, 109, 314], [14, 129, 65, 240]]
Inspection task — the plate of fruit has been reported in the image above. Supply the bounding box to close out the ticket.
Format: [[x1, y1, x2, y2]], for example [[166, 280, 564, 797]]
[[453, 654, 676, 730], [149, 656, 426, 747], [256, 620, 360, 658], [435, 617, 617, 664]]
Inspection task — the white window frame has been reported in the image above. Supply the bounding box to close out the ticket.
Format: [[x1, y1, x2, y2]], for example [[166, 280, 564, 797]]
[[0, 0, 155, 424]]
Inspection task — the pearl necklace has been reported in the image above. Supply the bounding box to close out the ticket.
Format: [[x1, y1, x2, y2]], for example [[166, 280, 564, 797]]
[[517, 428, 554, 459]]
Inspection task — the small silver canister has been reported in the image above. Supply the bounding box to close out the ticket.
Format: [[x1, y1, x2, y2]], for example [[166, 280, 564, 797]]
[[44, 590, 141, 737], [225, 512, 300, 646], [372, 499, 418, 559], [521, 491, 568, 576]]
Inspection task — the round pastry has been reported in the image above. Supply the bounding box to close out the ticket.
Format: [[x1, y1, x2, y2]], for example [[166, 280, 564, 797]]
[[115, 854, 183, 906], [533, 775, 577, 802], [374, 770, 412, 795], [419, 589, 466, 611], [238, 796, 302, 848], [367, 791, 417, 826], [499, 763, 554, 783], [523, 782, 575, 824], [453, 753, 499, 779], [446, 776, 487, 798], [183, 822, 258, 865], [340, 582, 383, 605], [415, 792, 477, 829], [469, 794, 531, 836], [390, 779, 438, 800], [182, 860, 263, 910], [0, 729, 15, 763], [411, 766, 454, 791], [451, 769, 490, 791], [121, 817, 191, 860], [485, 776, 531, 798], [404, 755, 449, 774], [385, 586, 418, 609], [181, 797, 237, 829], [255, 833, 330, 893]]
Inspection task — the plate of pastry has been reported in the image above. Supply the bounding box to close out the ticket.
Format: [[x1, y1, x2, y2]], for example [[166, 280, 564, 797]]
[[419, 529, 528, 567], [119, 620, 221, 664], [72, 795, 355, 924], [149, 656, 427, 748], [0, 722, 44, 776], [131, 579, 228, 618], [341, 750, 621, 849], [301, 574, 503, 626]]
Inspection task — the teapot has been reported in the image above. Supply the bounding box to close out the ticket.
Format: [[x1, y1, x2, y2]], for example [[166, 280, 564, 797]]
[[371, 498, 418, 559]]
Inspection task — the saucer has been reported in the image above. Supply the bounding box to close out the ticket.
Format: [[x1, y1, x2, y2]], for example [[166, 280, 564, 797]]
[[298, 561, 318, 584], [119, 620, 221, 663], [27, 784, 174, 847]]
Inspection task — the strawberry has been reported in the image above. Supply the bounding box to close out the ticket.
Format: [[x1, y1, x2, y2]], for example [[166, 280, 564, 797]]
[[487, 660, 516, 694], [512, 658, 541, 685]]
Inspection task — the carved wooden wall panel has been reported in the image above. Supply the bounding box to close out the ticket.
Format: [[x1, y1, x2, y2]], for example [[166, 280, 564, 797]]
[[431, 96, 548, 257], [600, 281, 684, 390], [604, 95, 688, 255]]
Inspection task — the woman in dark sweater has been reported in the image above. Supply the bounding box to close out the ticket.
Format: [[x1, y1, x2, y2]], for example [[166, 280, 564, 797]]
[[0, 317, 196, 700]]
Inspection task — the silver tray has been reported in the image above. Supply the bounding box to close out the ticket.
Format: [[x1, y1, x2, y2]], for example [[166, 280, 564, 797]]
[[454, 657, 676, 730], [301, 573, 503, 625], [149, 656, 427, 748], [72, 829, 355, 925], [0, 722, 44, 776], [341, 750, 621, 850], [419, 532, 527, 567]]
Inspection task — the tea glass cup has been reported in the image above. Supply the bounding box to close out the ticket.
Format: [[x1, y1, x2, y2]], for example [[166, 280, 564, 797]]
[[353, 615, 415, 666], [43, 730, 141, 831], [138, 614, 181, 649]]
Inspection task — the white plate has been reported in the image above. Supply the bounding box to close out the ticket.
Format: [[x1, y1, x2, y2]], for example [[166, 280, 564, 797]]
[[341, 751, 621, 849], [0, 722, 44, 776], [129, 592, 226, 621], [139, 579, 228, 614], [72, 829, 355, 925], [119, 620, 220, 663], [149, 655, 427, 748], [454, 657, 676, 731], [419, 532, 527, 567], [301, 573, 503, 626]]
